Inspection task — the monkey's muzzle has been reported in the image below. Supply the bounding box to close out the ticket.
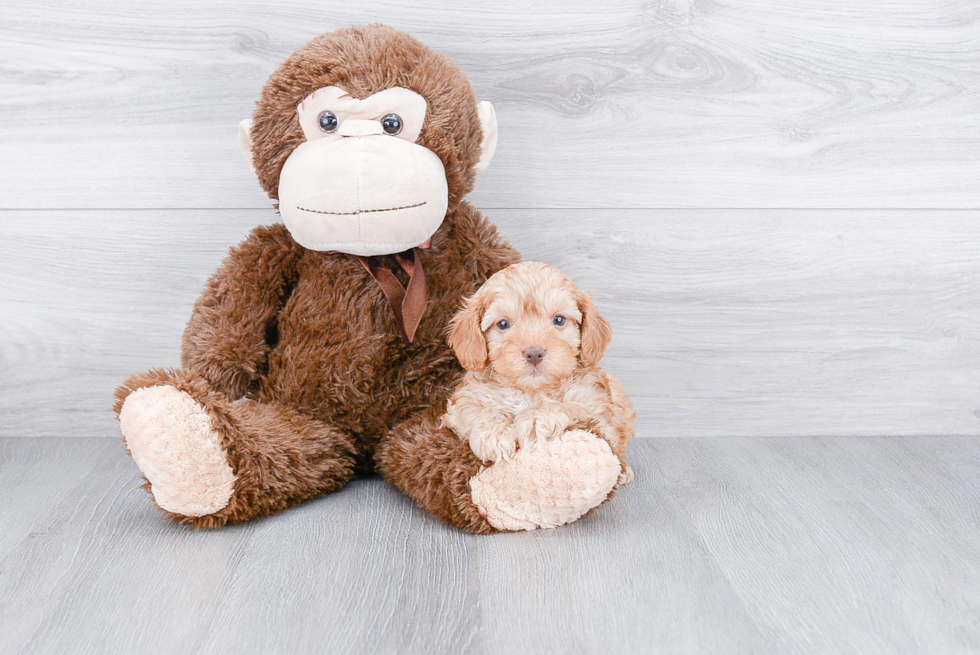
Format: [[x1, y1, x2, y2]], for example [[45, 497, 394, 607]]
[[277, 134, 449, 256]]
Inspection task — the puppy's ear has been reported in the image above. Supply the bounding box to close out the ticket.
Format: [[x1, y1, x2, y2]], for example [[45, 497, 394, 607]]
[[577, 290, 612, 367], [447, 292, 490, 371]]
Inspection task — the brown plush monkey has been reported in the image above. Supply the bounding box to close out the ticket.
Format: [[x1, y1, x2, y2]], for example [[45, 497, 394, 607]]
[[114, 25, 625, 533]]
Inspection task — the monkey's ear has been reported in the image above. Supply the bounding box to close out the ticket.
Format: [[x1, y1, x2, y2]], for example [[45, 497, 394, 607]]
[[577, 290, 613, 367], [474, 101, 498, 171], [447, 293, 490, 371], [238, 119, 254, 167]]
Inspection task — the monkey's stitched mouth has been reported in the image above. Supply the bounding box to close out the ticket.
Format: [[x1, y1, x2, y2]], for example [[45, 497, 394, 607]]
[[296, 201, 427, 216]]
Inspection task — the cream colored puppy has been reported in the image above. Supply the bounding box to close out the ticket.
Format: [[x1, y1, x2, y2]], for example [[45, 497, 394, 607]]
[[442, 261, 634, 483]]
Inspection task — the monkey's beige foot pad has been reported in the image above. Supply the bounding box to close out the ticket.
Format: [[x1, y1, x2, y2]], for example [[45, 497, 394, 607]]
[[469, 429, 621, 531], [119, 385, 236, 517]]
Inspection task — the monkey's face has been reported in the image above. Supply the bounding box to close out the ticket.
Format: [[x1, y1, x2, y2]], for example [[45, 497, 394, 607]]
[[240, 84, 497, 257], [280, 86, 446, 255]]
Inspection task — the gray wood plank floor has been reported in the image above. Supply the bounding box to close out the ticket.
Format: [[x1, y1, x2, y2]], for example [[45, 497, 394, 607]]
[[1, 437, 977, 655]]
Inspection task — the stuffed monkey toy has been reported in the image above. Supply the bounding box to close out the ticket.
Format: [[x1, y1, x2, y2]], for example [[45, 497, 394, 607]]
[[114, 25, 626, 533]]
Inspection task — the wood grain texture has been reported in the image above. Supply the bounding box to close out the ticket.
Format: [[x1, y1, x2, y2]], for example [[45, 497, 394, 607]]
[[0, 437, 977, 654], [0, 437, 115, 559], [655, 436, 980, 654], [1, 0, 978, 209], [3, 208, 980, 439]]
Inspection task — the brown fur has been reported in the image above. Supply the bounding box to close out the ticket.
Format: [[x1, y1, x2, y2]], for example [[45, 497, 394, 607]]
[[114, 368, 358, 527], [250, 25, 483, 210], [375, 406, 500, 534], [115, 25, 520, 531]]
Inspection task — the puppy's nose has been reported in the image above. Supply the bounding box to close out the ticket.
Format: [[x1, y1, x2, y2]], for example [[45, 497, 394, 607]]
[[524, 346, 546, 366]]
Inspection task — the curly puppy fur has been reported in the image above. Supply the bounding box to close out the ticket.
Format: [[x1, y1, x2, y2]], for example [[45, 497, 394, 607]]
[[443, 262, 635, 478], [114, 25, 520, 530]]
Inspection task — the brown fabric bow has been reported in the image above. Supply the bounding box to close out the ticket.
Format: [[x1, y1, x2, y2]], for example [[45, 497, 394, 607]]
[[358, 247, 428, 342]]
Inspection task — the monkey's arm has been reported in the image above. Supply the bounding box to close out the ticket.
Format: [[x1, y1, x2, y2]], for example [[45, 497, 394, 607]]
[[181, 222, 305, 399]]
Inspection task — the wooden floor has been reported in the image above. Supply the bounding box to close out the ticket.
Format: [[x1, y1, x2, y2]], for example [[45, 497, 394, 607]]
[[1, 437, 978, 655]]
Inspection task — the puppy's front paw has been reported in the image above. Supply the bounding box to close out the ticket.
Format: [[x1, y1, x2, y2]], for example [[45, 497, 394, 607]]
[[468, 421, 519, 464], [515, 408, 570, 445], [535, 410, 571, 440]]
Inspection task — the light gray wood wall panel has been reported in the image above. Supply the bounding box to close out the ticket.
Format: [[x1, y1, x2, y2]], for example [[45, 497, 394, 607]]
[[2, 208, 978, 438], [1, 0, 978, 209], [1, 437, 978, 654]]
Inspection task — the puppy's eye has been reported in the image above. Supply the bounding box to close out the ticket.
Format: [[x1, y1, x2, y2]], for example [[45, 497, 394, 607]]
[[552, 315, 566, 327], [318, 111, 339, 133], [496, 319, 511, 331], [381, 113, 402, 135]]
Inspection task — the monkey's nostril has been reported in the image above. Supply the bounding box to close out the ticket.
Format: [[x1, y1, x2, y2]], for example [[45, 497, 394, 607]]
[[523, 346, 545, 366]]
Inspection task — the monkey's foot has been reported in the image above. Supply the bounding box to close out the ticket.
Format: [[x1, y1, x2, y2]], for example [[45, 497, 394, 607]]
[[468, 429, 621, 531], [119, 385, 236, 517]]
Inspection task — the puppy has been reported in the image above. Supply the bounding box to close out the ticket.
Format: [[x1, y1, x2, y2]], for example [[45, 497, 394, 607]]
[[442, 261, 635, 483]]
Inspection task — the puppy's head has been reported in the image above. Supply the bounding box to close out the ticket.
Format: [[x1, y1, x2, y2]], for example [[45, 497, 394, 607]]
[[447, 261, 612, 390]]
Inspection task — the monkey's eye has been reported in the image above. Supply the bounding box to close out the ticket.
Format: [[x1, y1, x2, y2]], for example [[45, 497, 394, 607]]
[[496, 319, 511, 331], [552, 315, 566, 327], [318, 111, 339, 133], [381, 113, 403, 135]]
